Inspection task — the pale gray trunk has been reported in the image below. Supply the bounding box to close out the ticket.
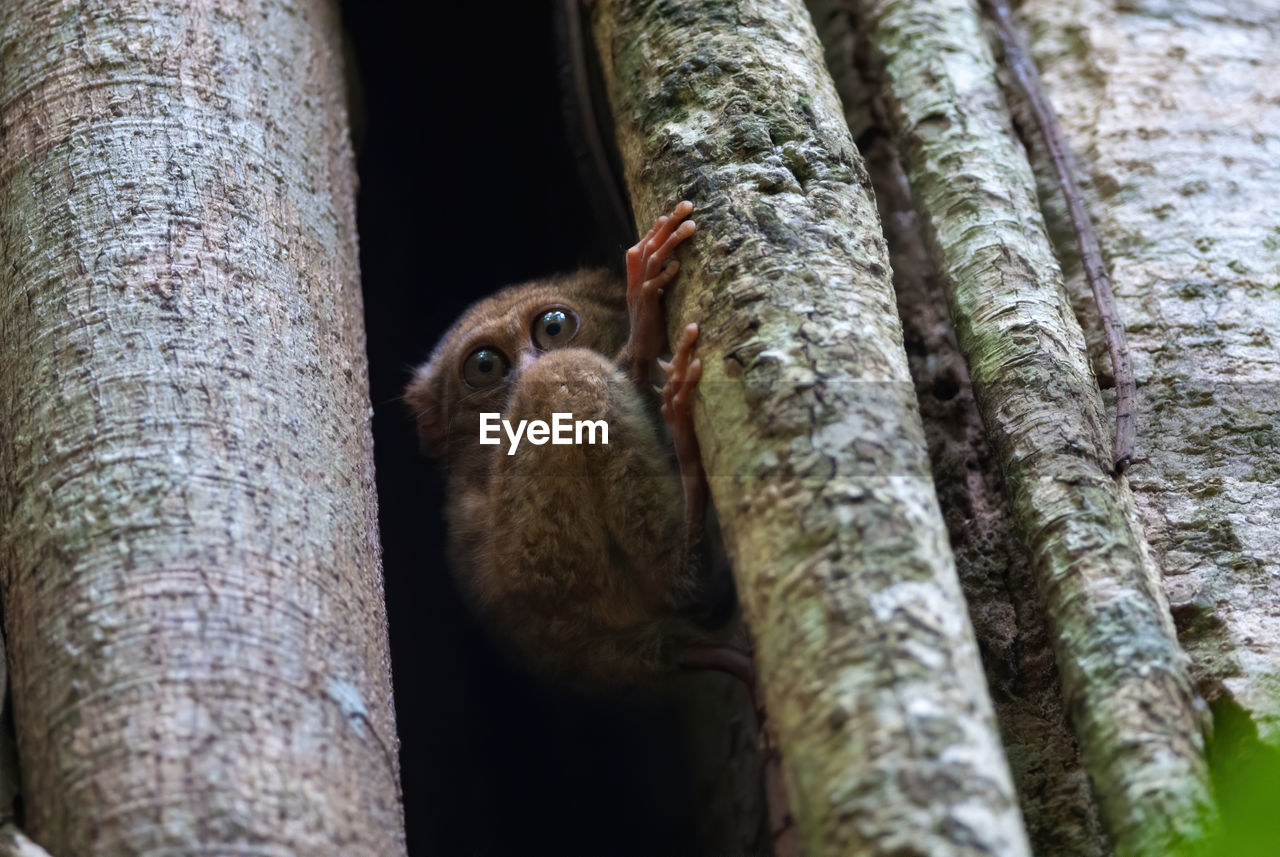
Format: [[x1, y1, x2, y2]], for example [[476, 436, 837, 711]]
[[1015, 0, 1280, 751], [807, 1, 1218, 855], [809, 0, 1280, 853], [592, 1, 1030, 854], [0, 1, 405, 855], [808, 7, 1112, 847]]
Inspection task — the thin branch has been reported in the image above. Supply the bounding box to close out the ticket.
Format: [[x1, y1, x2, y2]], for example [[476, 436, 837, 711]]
[[982, 0, 1136, 474]]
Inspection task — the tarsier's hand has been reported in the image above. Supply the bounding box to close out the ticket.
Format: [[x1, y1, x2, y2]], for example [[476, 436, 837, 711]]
[[625, 200, 696, 383], [661, 322, 703, 483]]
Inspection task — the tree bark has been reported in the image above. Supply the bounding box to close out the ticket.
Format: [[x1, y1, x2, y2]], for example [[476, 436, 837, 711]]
[[814, 2, 1218, 854], [1010, 1, 1280, 849], [0, 635, 51, 857], [1014, 0, 1280, 742], [0, 1, 404, 854], [808, 10, 1112, 851], [592, 1, 1030, 854]]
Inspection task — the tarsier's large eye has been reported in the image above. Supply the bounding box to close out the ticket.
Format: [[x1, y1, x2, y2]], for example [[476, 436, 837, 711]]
[[462, 347, 509, 388], [532, 307, 579, 350]]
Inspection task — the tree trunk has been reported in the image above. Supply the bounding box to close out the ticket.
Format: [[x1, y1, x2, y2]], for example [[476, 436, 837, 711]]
[[809, 0, 1280, 853], [1015, 0, 1280, 849], [592, 1, 1030, 854], [0, 1, 404, 854], [807, 9, 1112, 849], [1015, 0, 1280, 738], [813, 2, 1217, 855]]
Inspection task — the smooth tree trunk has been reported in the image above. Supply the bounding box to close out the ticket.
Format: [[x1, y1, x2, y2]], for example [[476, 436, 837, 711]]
[[0, 1, 404, 855], [592, 1, 1031, 854]]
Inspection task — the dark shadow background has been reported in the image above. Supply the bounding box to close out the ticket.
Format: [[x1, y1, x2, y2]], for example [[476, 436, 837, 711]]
[[341, 2, 702, 854]]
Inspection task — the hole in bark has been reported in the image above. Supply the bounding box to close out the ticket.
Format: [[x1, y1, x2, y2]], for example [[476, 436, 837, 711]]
[[932, 373, 961, 401]]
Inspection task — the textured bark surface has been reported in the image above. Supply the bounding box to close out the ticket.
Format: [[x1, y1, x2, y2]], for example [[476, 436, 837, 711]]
[[824, 1, 1217, 854], [809, 9, 1110, 848], [0, 2, 404, 855], [592, 1, 1029, 854], [1015, 0, 1280, 751]]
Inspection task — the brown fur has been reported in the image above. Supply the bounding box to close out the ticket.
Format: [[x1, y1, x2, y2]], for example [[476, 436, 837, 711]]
[[405, 268, 721, 686]]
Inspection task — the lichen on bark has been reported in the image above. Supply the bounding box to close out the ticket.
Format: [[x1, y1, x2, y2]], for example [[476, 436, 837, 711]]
[[1017, 0, 1280, 739], [807, 6, 1111, 850], [820, 0, 1218, 854], [1014, 0, 1280, 845], [592, 1, 1030, 853]]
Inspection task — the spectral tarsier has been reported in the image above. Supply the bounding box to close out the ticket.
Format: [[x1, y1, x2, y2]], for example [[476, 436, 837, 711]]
[[406, 201, 752, 688]]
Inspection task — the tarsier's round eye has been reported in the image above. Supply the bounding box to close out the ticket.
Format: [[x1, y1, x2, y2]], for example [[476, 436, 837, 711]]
[[532, 307, 579, 350], [462, 348, 509, 388]]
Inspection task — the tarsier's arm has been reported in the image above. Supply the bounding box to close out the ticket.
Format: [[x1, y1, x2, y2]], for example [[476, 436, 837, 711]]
[[617, 201, 706, 549], [624, 204, 758, 691]]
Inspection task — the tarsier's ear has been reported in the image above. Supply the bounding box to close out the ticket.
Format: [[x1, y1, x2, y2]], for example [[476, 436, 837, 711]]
[[404, 363, 449, 457]]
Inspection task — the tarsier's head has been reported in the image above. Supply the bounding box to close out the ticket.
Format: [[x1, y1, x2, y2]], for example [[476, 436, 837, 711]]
[[404, 268, 627, 457]]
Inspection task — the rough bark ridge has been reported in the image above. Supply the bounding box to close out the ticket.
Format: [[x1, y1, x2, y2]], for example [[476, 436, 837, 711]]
[[808, 9, 1110, 850], [1015, 0, 1280, 837], [592, 1, 1029, 854], [0, 1, 404, 854], [820, 1, 1217, 854]]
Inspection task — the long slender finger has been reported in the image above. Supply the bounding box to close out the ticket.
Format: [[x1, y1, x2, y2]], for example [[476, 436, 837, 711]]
[[639, 215, 667, 250], [674, 324, 698, 366], [641, 208, 692, 272], [649, 202, 693, 255], [678, 322, 699, 350], [627, 215, 668, 289], [643, 260, 680, 295], [644, 220, 697, 281], [626, 244, 643, 291]]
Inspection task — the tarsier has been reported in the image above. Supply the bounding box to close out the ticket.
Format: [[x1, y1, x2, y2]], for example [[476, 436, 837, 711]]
[[406, 202, 751, 687]]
